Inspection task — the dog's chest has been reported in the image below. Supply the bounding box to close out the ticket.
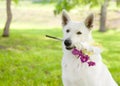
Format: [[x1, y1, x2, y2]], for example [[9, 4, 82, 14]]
[[62, 54, 101, 85]]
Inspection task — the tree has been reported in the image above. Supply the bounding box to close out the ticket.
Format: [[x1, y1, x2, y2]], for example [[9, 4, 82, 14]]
[[2, 0, 18, 37], [99, 0, 108, 32], [54, 0, 119, 32], [2, 0, 12, 37], [116, 0, 120, 5]]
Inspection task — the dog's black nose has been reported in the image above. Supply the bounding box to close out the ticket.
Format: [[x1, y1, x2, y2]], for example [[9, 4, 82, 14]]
[[64, 39, 72, 46]]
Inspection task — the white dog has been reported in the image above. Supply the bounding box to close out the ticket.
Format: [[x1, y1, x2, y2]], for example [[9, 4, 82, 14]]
[[61, 10, 118, 86]]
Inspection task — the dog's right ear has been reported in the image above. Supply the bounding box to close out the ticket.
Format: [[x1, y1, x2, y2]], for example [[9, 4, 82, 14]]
[[62, 10, 71, 26]]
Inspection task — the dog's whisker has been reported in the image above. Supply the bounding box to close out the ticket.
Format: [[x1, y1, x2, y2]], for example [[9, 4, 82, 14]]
[[46, 35, 63, 41]]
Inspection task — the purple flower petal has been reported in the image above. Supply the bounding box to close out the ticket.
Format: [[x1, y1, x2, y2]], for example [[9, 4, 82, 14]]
[[88, 61, 96, 66], [80, 55, 89, 63], [78, 50, 83, 56], [72, 48, 80, 55]]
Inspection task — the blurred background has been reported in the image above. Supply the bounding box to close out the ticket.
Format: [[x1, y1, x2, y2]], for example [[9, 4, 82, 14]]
[[0, 0, 120, 86]]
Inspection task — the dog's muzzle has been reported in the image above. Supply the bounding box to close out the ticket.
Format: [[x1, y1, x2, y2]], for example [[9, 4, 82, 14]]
[[64, 39, 75, 50]]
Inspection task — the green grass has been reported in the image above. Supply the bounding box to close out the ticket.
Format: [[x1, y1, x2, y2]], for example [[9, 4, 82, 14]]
[[0, 28, 120, 86]]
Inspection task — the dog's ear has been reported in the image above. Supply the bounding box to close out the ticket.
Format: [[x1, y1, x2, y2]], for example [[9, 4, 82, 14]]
[[84, 13, 94, 29], [62, 10, 71, 26]]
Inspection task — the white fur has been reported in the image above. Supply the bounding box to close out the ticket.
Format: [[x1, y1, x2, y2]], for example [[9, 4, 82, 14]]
[[61, 10, 118, 86]]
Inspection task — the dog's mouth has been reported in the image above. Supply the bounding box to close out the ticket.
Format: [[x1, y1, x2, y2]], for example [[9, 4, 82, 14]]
[[65, 46, 76, 50]]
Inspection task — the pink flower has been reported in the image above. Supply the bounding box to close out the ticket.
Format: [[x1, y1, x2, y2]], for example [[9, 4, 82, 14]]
[[88, 61, 96, 66], [80, 55, 89, 63], [72, 48, 95, 67], [72, 48, 82, 56]]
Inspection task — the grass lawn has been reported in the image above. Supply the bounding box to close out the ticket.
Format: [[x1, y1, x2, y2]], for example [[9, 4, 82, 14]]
[[0, 28, 119, 86]]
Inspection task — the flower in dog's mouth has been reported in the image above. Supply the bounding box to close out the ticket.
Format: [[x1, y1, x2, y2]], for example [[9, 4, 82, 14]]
[[72, 48, 95, 67]]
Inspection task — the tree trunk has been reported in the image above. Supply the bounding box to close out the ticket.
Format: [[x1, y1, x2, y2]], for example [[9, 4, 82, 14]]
[[99, 0, 108, 32], [2, 0, 12, 37], [116, 0, 120, 5]]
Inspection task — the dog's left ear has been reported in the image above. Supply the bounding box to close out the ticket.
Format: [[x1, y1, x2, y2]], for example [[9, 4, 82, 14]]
[[84, 13, 94, 29]]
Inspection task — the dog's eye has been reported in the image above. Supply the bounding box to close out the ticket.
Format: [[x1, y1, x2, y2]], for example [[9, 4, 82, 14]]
[[66, 29, 70, 33], [76, 31, 82, 35]]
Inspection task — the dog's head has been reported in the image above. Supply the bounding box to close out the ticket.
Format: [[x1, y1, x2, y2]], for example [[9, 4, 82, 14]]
[[62, 10, 94, 50]]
